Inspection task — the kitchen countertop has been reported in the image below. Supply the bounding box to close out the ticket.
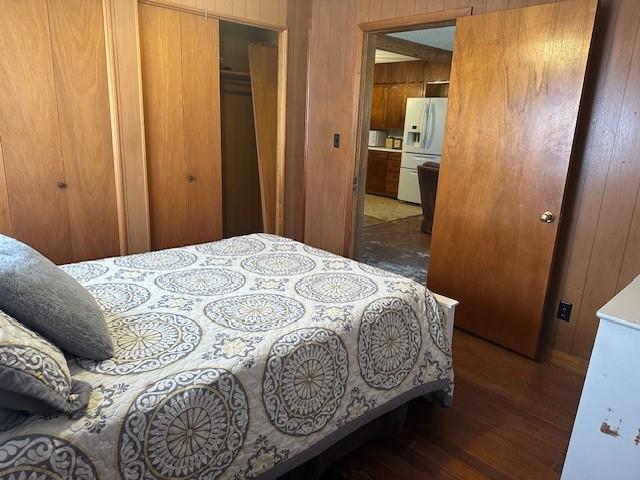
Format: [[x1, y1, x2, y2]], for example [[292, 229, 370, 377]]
[[368, 147, 403, 153]]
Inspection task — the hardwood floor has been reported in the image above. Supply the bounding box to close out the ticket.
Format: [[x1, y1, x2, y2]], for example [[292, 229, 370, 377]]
[[322, 329, 585, 480]]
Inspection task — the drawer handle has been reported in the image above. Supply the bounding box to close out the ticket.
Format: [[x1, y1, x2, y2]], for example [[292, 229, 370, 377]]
[[187, 175, 196, 183], [57, 181, 67, 189]]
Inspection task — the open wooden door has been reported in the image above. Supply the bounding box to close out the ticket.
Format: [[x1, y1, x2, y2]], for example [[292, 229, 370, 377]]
[[139, 4, 222, 250], [248, 44, 278, 234], [428, 0, 597, 358]]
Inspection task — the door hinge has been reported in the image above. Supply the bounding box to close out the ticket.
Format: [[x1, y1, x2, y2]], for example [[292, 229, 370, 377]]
[[353, 176, 358, 193]]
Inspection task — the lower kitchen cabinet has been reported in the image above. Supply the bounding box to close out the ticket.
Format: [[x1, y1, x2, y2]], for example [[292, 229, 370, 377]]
[[366, 150, 401, 198]]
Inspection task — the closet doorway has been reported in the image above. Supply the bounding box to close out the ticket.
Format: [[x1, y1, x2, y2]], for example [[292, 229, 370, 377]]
[[219, 22, 279, 238], [138, 2, 286, 250]]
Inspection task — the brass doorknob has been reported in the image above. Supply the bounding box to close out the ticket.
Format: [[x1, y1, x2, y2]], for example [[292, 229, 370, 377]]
[[540, 211, 555, 223]]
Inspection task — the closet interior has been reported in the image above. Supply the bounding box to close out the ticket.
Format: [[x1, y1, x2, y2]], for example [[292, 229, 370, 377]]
[[219, 22, 279, 238]]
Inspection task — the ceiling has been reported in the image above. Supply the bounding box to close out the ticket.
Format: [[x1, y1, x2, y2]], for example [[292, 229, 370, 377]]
[[374, 50, 420, 64], [388, 26, 456, 52]]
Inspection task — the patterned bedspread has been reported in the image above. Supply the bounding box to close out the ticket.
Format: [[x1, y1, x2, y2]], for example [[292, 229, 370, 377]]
[[0, 234, 453, 480]]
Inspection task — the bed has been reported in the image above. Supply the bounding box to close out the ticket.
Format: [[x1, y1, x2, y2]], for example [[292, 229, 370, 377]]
[[0, 234, 455, 480]]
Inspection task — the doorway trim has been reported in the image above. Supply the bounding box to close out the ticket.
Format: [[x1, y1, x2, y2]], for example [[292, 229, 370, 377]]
[[346, 7, 473, 259]]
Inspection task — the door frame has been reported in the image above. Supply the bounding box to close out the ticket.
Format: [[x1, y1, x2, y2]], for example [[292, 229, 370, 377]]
[[107, 0, 288, 254], [347, 7, 473, 260]]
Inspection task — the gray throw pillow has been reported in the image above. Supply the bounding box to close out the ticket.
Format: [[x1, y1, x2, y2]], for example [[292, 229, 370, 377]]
[[0, 310, 92, 418], [0, 235, 113, 360]]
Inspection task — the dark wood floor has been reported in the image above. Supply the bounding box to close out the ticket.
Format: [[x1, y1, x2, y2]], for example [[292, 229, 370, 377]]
[[322, 329, 585, 480]]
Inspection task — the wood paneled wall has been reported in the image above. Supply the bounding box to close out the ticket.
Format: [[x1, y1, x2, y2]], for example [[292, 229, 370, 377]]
[[302, 0, 640, 360], [167, 0, 287, 27]]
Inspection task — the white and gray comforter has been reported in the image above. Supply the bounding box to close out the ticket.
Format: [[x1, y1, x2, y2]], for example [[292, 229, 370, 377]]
[[0, 234, 453, 480]]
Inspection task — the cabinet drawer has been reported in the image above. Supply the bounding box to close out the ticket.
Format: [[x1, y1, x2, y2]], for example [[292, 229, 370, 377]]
[[387, 159, 401, 173], [368, 150, 388, 162], [388, 152, 402, 162]]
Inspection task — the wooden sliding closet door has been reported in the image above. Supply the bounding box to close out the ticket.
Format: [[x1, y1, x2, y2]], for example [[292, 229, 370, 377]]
[[139, 4, 222, 250], [0, 0, 120, 264]]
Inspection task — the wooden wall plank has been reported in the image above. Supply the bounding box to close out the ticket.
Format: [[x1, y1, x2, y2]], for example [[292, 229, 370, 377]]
[[152, 0, 286, 27], [426, 0, 446, 12], [0, 140, 12, 236], [259, 0, 281, 25], [138, 4, 188, 250], [572, 23, 640, 356], [48, 0, 121, 261], [414, 0, 429, 14], [551, 0, 640, 355], [0, 0, 73, 263], [396, 0, 417, 16], [485, 0, 508, 12], [181, 14, 223, 244], [215, 0, 232, 15], [245, 0, 261, 21], [369, 0, 382, 21], [444, 0, 486, 14], [232, 0, 246, 17]]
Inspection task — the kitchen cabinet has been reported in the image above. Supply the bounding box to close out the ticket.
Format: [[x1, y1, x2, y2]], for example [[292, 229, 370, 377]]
[[366, 150, 388, 195], [366, 150, 402, 198], [370, 84, 387, 130], [370, 81, 425, 130]]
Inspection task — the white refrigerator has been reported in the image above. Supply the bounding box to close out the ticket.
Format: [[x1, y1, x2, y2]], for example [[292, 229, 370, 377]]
[[397, 97, 448, 204]]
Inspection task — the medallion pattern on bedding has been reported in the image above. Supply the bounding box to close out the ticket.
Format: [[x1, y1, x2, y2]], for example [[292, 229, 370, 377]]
[[0, 234, 453, 480]]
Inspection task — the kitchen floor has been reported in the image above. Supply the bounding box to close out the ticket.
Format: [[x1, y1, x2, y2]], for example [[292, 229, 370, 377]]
[[363, 194, 422, 226], [358, 213, 431, 284]]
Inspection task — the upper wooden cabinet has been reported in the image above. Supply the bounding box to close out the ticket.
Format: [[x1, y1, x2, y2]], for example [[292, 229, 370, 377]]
[[370, 85, 387, 130], [369, 61, 443, 130], [385, 83, 408, 129], [370, 81, 426, 130], [0, 0, 121, 264]]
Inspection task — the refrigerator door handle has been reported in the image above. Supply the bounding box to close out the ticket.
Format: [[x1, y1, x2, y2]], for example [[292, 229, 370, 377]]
[[427, 102, 436, 149], [419, 103, 429, 148]]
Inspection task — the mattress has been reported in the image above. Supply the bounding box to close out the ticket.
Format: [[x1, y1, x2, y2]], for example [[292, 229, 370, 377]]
[[0, 234, 453, 480]]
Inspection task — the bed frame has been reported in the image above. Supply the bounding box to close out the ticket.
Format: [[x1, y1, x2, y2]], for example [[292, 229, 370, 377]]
[[283, 291, 459, 480], [432, 292, 459, 346]]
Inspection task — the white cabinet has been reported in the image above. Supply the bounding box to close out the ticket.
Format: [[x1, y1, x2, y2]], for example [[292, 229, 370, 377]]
[[562, 275, 640, 480]]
